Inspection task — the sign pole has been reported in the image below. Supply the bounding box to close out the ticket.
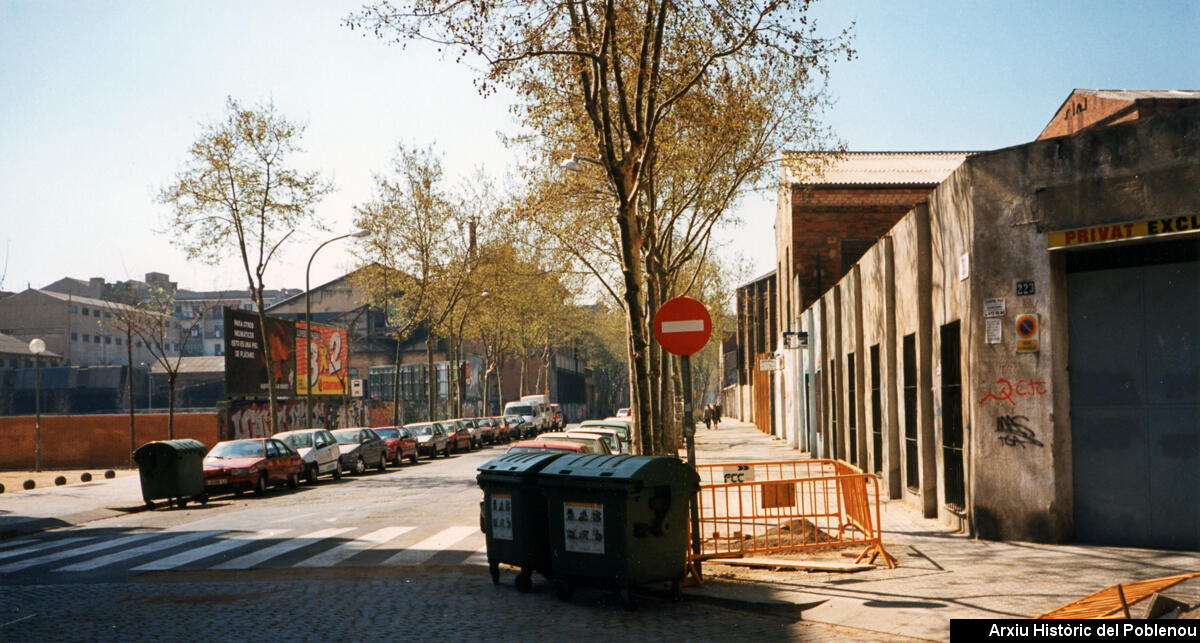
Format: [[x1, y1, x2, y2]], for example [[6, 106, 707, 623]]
[[680, 352, 702, 571]]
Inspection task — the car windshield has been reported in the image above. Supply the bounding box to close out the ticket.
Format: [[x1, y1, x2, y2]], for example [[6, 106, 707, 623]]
[[506, 405, 533, 415], [279, 433, 312, 448], [409, 424, 434, 436], [505, 415, 523, 424], [208, 441, 265, 459], [331, 430, 360, 444], [374, 428, 399, 439]]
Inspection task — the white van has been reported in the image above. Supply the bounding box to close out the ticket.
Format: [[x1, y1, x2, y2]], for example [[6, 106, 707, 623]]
[[519, 395, 553, 430], [503, 400, 545, 433]]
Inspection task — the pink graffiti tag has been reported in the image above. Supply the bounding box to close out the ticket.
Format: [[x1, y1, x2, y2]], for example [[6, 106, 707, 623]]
[[979, 378, 1048, 406]]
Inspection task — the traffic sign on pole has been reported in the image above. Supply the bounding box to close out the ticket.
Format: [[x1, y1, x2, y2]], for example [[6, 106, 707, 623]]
[[653, 296, 713, 356]]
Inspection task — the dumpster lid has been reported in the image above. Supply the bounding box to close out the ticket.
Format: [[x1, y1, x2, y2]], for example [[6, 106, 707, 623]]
[[540, 454, 700, 487], [134, 439, 208, 458], [477, 450, 569, 476]]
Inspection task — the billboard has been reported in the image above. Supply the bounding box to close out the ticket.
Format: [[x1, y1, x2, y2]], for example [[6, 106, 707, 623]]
[[223, 307, 296, 397], [296, 321, 349, 396]]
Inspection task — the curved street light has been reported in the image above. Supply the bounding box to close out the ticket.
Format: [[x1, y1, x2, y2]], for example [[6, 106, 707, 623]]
[[29, 338, 45, 472], [306, 230, 370, 428]]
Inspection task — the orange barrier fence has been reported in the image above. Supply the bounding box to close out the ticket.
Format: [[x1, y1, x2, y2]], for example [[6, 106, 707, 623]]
[[687, 459, 895, 577]]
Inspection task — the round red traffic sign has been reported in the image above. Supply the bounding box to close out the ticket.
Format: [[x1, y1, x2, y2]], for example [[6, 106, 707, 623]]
[[653, 296, 712, 356], [1016, 314, 1038, 339]]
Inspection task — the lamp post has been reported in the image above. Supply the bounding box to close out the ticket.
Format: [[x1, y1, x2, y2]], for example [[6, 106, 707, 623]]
[[29, 338, 45, 472], [306, 230, 370, 428]]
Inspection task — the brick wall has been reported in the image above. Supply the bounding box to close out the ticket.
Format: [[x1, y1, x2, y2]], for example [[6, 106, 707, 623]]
[[0, 412, 219, 469], [790, 185, 936, 309]]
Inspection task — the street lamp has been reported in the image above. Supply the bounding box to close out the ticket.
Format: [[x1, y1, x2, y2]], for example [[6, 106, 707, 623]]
[[306, 230, 370, 428], [29, 338, 45, 472]]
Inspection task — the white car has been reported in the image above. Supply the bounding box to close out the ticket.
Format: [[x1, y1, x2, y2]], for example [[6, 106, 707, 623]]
[[273, 428, 342, 483], [566, 428, 623, 454], [535, 432, 613, 455]]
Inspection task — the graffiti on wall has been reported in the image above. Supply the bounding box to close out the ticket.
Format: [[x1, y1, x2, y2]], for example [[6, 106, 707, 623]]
[[993, 414, 1044, 448], [223, 399, 370, 440], [979, 379, 1048, 406]]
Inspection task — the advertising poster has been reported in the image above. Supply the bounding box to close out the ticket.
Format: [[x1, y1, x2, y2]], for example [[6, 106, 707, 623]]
[[223, 307, 296, 397], [296, 321, 349, 396], [563, 502, 605, 554], [490, 494, 513, 541]]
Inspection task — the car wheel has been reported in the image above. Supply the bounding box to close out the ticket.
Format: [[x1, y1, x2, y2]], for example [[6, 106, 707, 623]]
[[332, 465, 342, 480], [443, 444, 450, 458], [377, 453, 387, 472], [353, 457, 366, 476], [305, 463, 318, 485], [287, 471, 300, 489], [392, 451, 403, 467], [409, 451, 419, 465], [254, 473, 268, 496]]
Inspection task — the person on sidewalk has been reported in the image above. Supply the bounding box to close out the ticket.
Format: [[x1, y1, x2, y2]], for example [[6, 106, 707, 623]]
[[702, 404, 713, 430], [713, 402, 722, 429]]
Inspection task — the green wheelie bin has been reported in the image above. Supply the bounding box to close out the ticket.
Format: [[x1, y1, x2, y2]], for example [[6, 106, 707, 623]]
[[133, 439, 208, 509], [476, 450, 569, 591], [538, 454, 700, 609]]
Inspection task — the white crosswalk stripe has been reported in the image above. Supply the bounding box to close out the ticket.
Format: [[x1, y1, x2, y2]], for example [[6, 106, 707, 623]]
[[210, 527, 354, 570], [55, 531, 224, 572], [295, 526, 415, 568], [0, 535, 99, 564], [381, 526, 478, 566], [131, 529, 290, 571], [0, 533, 158, 574]]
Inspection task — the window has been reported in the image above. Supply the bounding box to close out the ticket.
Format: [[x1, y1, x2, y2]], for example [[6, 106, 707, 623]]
[[870, 344, 882, 476], [903, 334, 918, 491], [82, 307, 89, 315], [847, 352, 857, 466], [94, 335, 101, 343], [104, 336, 112, 344], [116, 337, 122, 346], [93, 309, 100, 317], [72, 332, 78, 341], [941, 321, 965, 510], [71, 305, 78, 313]]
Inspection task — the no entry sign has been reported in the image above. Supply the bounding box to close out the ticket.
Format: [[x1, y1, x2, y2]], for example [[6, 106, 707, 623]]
[[653, 296, 712, 356]]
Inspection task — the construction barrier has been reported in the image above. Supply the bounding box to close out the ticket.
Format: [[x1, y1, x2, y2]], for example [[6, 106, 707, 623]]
[[687, 459, 895, 579]]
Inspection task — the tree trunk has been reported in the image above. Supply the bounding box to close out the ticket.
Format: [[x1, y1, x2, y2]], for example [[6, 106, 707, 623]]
[[426, 330, 436, 420], [448, 334, 459, 416], [254, 292, 279, 433], [391, 336, 403, 425], [496, 351, 506, 410], [518, 353, 527, 398], [127, 328, 135, 465], [167, 372, 177, 440]]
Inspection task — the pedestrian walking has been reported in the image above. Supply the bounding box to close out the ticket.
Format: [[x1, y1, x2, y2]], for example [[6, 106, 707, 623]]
[[714, 402, 722, 428], [702, 404, 713, 430]]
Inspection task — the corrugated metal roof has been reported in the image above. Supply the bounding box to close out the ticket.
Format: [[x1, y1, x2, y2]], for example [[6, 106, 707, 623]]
[[782, 151, 975, 186], [150, 356, 225, 374], [1082, 89, 1200, 101], [0, 332, 62, 358]]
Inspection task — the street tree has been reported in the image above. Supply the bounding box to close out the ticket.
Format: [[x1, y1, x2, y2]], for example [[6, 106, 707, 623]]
[[348, 0, 853, 452], [160, 98, 334, 433]]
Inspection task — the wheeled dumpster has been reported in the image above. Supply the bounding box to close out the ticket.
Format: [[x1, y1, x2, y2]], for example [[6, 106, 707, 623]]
[[476, 450, 569, 591], [133, 439, 208, 509], [539, 454, 700, 609]]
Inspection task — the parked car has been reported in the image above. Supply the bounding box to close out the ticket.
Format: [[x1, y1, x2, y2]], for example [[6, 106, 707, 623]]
[[203, 438, 303, 495], [615, 407, 630, 417], [407, 422, 450, 459], [535, 432, 613, 455], [444, 419, 474, 453], [503, 401, 545, 434], [548, 403, 564, 430], [473, 417, 498, 444], [578, 420, 633, 454], [504, 413, 536, 439], [506, 439, 594, 455], [273, 428, 342, 483], [457, 417, 483, 449], [373, 425, 420, 465], [566, 428, 623, 454], [331, 427, 388, 475]]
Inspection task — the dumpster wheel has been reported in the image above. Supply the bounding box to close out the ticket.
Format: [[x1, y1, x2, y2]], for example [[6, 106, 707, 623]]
[[554, 578, 573, 601], [489, 561, 500, 585], [515, 569, 533, 593], [618, 585, 637, 611]]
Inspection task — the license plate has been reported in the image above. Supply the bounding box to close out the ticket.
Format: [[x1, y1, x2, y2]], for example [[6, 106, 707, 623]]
[[206, 478, 227, 486]]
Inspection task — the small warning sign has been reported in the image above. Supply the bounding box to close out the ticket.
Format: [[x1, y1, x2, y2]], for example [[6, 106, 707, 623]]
[[564, 502, 605, 554], [491, 494, 513, 541], [1015, 314, 1039, 353]]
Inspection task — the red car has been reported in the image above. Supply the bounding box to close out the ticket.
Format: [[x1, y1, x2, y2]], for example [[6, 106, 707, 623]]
[[203, 438, 303, 495], [444, 419, 474, 453], [473, 417, 503, 444], [374, 426, 420, 465]]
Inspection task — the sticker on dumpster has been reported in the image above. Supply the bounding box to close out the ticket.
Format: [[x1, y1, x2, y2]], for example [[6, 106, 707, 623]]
[[722, 464, 754, 484], [491, 494, 513, 541], [563, 502, 604, 554]]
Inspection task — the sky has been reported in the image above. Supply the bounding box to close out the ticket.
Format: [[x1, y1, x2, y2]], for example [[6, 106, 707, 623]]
[[1, 1, 1197, 295]]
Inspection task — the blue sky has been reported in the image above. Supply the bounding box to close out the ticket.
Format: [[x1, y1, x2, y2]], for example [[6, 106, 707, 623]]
[[1, 1, 1197, 294]]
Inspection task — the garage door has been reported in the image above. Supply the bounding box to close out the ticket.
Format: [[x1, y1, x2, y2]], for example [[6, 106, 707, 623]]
[[1067, 239, 1199, 550]]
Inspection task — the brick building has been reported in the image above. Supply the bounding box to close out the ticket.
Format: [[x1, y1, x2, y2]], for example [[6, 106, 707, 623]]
[[1036, 89, 1200, 140]]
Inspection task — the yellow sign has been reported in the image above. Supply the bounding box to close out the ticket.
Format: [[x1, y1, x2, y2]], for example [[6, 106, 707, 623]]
[[1048, 215, 1200, 249]]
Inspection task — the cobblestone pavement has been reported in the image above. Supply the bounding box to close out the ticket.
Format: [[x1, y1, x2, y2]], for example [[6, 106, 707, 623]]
[[0, 567, 914, 642]]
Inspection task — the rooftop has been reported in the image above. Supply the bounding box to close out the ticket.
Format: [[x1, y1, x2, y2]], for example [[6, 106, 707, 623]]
[[782, 151, 975, 186]]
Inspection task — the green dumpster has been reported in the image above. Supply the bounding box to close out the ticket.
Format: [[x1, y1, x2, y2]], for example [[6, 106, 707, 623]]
[[539, 454, 700, 609], [476, 450, 567, 591], [133, 439, 208, 509]]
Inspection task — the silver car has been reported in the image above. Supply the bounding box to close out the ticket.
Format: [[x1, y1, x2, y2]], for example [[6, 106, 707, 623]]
[[273, 428, 342, 483]]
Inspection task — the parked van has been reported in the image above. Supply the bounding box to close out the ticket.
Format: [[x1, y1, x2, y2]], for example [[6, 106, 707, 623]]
[[503, 400, 545, 434], [519, 394, 554, 431]]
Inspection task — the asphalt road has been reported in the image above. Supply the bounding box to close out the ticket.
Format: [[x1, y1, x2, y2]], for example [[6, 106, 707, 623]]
[[0, 441, 902, 642]]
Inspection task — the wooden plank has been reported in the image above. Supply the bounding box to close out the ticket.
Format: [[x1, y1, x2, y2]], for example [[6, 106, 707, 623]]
[[713, 557, 875, 572]]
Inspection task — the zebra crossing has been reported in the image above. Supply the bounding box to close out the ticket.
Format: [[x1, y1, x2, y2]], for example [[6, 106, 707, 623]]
[[0, 523, 487, 579]]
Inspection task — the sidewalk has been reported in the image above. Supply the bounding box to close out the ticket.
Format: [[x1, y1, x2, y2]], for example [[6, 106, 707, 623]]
[[0, 473, 145, 539], [683, 419, 1200, 641]]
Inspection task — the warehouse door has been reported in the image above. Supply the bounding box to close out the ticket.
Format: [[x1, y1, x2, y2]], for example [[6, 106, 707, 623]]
[[1068, 239, 1199, 549]]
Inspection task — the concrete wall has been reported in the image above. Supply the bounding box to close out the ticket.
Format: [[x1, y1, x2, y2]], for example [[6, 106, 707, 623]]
[[0, 412, 219, 469], [859, 238, 901, 497]]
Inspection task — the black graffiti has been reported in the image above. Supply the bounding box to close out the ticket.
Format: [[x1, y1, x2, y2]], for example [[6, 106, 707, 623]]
[[995, 414, 1044, 448]]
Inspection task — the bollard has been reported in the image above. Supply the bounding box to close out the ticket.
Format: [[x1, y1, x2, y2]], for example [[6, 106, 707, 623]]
[[23, 479, 35, 490], [104, 470, 115, 479], [81, 472, 92, 482], [54, 476, 67, 486]]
